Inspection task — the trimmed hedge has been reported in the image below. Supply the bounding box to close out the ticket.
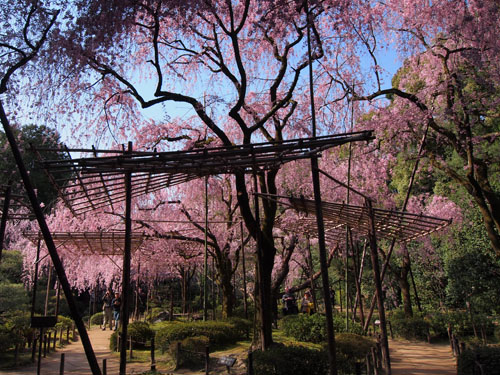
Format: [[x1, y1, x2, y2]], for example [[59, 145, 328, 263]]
[[169, 335, 209, 368], [252, 344, 328, 375], [335, 333, 375, 374], [128, 321, 154, 343], [90, 312, 104, 326], [281, 313, 363, 343], [252, 334, 375, 375], [388, 310, 429, 341], [156, 320, 247, 352], [426, 310, 495, 339], [457, 346, 500, 374]]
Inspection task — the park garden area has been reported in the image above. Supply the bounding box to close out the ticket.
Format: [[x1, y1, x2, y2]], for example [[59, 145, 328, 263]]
[[1, 0, 500, 374]]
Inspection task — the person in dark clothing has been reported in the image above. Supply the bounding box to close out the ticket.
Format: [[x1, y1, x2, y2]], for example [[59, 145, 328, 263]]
[[112, 292, 121, 331], [282, 287, 298, 315], [102, 290, 113, 330]]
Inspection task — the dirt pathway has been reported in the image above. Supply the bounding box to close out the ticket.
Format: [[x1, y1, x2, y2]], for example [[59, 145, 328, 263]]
[[1, 329, 456, 374], [0, 327, 168, 375], [0, 327, 246, 375], [389, 339, 456, 375]]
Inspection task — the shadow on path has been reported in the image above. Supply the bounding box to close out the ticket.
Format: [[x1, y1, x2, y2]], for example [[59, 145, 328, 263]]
[[390, 339, 456, 375]]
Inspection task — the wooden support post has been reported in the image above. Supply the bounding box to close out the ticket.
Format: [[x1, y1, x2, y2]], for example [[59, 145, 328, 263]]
[[102, 359, 107, 375], [205, 346, 210, 375], [37, 328, 43, 375], [0, 102, 101, 375], [119, 142, 133, 375], [0, 183, 11, 262], [129, 336, 133, 359], [247, 351, 253, 375], [59, 353, 65, 375], [31, 336, 37, 363], [43, 334, 47, 357], [240, 222, 248, 320], [150, 336, 156, 371], [44, 266, 52, 316], [366, 200, 391, 375]]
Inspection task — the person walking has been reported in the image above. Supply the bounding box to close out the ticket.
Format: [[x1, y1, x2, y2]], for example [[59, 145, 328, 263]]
[[101, 290, 113, 330], [112, 292, 121, 331]]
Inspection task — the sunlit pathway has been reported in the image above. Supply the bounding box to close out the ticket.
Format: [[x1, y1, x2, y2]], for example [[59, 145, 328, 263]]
[[389, 339, 456, 375], [0, 326, 168, 375]]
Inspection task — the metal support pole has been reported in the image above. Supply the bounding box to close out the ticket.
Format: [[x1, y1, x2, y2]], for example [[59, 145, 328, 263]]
[[0, 183, 11, 262], [0, 101, 101, 375], [119, 142, 133, 375]]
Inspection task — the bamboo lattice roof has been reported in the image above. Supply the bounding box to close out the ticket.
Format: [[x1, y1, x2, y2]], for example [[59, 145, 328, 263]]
[[260, 194, 452, 243], [0, 184, 34, 220], [276, 217, 346, 246], [24, 231, 147, 256], [31, 132, 374, 214]]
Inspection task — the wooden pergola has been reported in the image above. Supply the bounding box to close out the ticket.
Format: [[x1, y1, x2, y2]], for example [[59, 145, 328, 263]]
[[262, 194, 451, 243], [24, 231, 148, 256], [32, 132, 373, 214], [29, 131, 374, 375]]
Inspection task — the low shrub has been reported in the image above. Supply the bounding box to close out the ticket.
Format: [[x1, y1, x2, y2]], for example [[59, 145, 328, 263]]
[[110, 330, 118, 351], [334, 333, 375, 374], [146, 307, 170, 323], [388, 309, 429, 341], [169, 335, 209, 369], [252, 344, 328, 375], [426, 310, 495, 340], [155, 320, 244, 353], [224, 317, 252, 338], [128, 321, 154, 343], [0, 312, 31, 352], [90, 312, 103, 326], [281, 313, 363, 343], [457, 345, 500, 374], [55, 315, 73, 330]]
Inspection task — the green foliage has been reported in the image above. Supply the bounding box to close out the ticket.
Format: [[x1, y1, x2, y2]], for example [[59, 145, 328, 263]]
[[0, 251, 24, 283], [110, 330, 118, 351], [224, 317, 252, 337], [0, 310, 31, 352], [55, 315, 73, 330], [128, 321, 154, 343], [457, 346, 500, 375], [334, 333, 376, 374], [0, 282, 29, 313], [146, 307, 167, 322], [169, 335, 209, 368], [155, 320, 244, 353], [388, 309, 429, 341], [0, 124, 70, 210], [281, 313, 364, 343], [90, 312, 103, 326], [252, 344, 329, 375]]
